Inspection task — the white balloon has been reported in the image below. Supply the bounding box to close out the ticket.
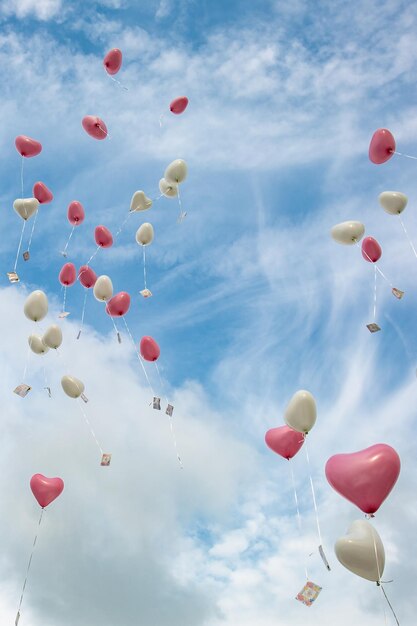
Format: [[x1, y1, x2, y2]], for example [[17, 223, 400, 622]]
[[42, 324, 63, 349], [335, 520, 385, 582], [158, 178, 178, 198], [130, 191, 152, 212], [284, 389, 316, 434], [331, 221, 365, 245], [28, 334, 49, 355], [136, 223, 154, 246], [24, 290, 48, 322], [378, 191, 408, 215], [164, 159, 187, 184], [13, 198, 39, 221], [93, 275, 113, 302], [61, 375, 85, 399]]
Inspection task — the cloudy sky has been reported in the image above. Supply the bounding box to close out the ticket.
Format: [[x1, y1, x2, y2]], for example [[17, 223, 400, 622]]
[[1, 0, 417, 624]]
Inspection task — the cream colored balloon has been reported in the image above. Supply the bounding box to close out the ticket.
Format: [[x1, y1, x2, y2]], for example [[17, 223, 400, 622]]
[[130, 190, 153, 212], [331, 221, 365, 245], [159, 177, 178, 198], [24, 290, 48, 322], [164, 159, 187, 184], [61, 375, 85, 399], [42, 324, 63, 349], [378, 191, 408, 215], [13, 198, 39, 221], [136, 223, 154, 246], [28, 334, 49, 355], [93, 275, 113, 302], [335, 520, 385, 582], [284, 389, 316, 434]]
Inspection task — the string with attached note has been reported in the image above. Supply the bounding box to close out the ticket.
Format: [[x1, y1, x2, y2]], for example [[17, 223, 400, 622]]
[[61, 225, 75, 257], [398, 215, 417, 260], [288, 459, 308, 580], [155, 361, 183, 469], [15, 508, 44, 626], [121, 317, 156, 397]]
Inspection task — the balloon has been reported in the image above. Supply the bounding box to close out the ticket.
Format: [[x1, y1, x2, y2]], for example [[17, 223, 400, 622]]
[[164, 159, 187, 184], [159, 178, 178, 198], [170, 96, 189, 114], [59, 262, 77, 286], [95, 225, 113, 248], [106, 292, 131, 317], [136, 223, 154, 246], [28, 334, 49, 355], [103, 48, 122, 75], [15, 135, 42, 158], [93, 275, 113, 301], [61, 375, 85, 398], [362, 236, 382, 263], [379, 191, 408, 215], [335, 520, 385, 582], [78, 265, 97, 289], [82, 116, 108, 140], [42, 325, 63, 349], [284, 390, 316, 434], [68, 201, 85, 226], [325, 443, 401, 514], [140, 336, 160, 361], [130, 191, 152, 212], [265, 425, 304, 460], [24, 290, 48, 322], [369, 128, 395, 164], [331, 221, 365, 245], [33, 182, 53, 204], [30, 474, 64, 508], [13, 198, 39, 221]]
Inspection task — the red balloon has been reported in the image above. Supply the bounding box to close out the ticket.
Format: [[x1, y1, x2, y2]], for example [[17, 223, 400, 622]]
[[170, 96, 189, 114], [78, 265, 97, 288], [33, 181, 53, 204], [106, 292, 131, 317], [103, 48, 122, 75], [30, 474, 64, 508], [140, 336, 160, 361], [95, 225, 113, 248], [67, 201, 85, 226], [59, 262, 77, 286], [369, 128, 395, 164], [265, 425, 304, 460], [82, 116, 108, 140], [325, 444, 401, 515], [15, 135, 42, 158], [362, 236, 382, 263]]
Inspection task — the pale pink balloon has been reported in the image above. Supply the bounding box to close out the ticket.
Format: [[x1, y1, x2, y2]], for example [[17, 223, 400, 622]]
[[59, 262, 77, 286], [140, 336, 160, 361], [15, 135, 42, 157], [82, 116, 108, 140], [30, 473, 64, 508], [369, 128, 395, 164], [170, 96, 189, 115], [67, 201, 85, 226], [103, 48, 122, 75], [106, 292, 131, 317], [78, 265, 97, 289], [95, 225, 113, 248], [33, 181, 53, 204], [265, 425, 304, 460], [325, 443, 401, 515], [361, 236, 382, 263]]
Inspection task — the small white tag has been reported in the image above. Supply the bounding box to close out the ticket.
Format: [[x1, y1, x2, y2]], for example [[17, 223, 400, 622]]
[[367, 322, 381, 333], [392, 287, 404, 299], [80, 393, 89, 403], [44, 386, 52, 398], [166, 404, 174, 417], [23, 251, 30, 261], [177, 211, 187, 223], [60, 250, 68, 257], [140, 289, 152, 298], [117, 332, 122, 344], [76, 330, 81, 340], [318, 545, 331, 571], [101, 453, 112, 466], [15, 610, 20, 626], [7, 272, 19, 283], [153, 397, 161, 410], [58, 311, 70, 318], [296, 581, 322, 607], [14, 384, 31, 397]]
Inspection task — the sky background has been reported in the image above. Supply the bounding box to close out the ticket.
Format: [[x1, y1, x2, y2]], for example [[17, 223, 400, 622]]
[[0, 0, 417, 624]]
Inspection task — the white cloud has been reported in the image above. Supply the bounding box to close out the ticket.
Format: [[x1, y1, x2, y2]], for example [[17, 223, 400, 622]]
[[2, 0, 62, 20]]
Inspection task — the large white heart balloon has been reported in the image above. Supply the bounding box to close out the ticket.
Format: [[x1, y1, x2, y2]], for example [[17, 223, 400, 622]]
[[331, 221, 365, 245], [42, 325, 63, 349], [335, 519, 385, 582], [378, 191, 408, 215], [28, 334, 49, 355], [130, 191, 152, 212], [24, 290, 48, 322], [136, 223, 154, 246], [93, 275, 113, 302], [61, 375, 85, 399], [159, 177, 178, 198], [13, 198, 39, 221], [164, 159, 187, 184]]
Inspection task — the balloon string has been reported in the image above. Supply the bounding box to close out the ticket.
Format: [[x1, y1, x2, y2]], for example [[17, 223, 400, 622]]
[[26, 208, 40, 256], [16, 508, 44, 623], [393, 150, 417, 161], [143, 246, 147, 290], [61, 225, 75, 257], [356, 242, 393, 287], [62, 286, 67, 314], [304, 436, 323, 547], [121, 317, 155, 396], [13, 221, 27, 272], [288, 459, 308, 580], [77, 290, 88, 339], [380, 584, 400, 625], [20, 155, 24, 197], [155, 362, 183, 469], [109, 315, 120, 342], [115, 213, 132, 238], [398, 216, 417, 260], [84, 246, 101, 268], [176, 184, 185, 222], [373, 265, 378, 322], [159, 113, 164, 128], [109, 75, 129, 91], [22, 336, 33, 382], [77, 398, 104, 456], [42, 365, 51, 397], [98, 124, 111, 140]]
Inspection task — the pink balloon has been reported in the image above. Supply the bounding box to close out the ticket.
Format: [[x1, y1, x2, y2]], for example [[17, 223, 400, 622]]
[[361, 236, 382, 263], [82, 116, 108, 140], [30, 473, 64, 508], [170, 96, 189, 115], [67, 201, 85, 226], [106, 292, 131, 317], [265, 425, 304, 460], [95, 225, 113, 248], [33, 181, 53, 204], [325, 443, 401, 515], [369, 128, 395, 164], [59, 262, 77, 286], [78, 265, 97, 289], [103, 48, 122, 75], [140, 336, 160, 362], [15, 135, 42, 158]]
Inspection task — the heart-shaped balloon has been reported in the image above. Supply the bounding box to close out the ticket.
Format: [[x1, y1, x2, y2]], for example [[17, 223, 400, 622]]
[[59, 262, 77, 286], [159, 178, 178, 198], [284, 390, 316, 434], [78, 265, 97, 289], [61, 375, 84, 398], [140, 336, 160, 361], [325, 443, 401, 514], [103, 48, 122, 75], [82, 116, 108, 140], [361, 236, 382, 263], [68, 201, 85, 225], [136, 223, 154, 246], [95, 225, 113, 248], [28, 334, 49, 355], [265, 425, 304, 460], [30, 474, 64, 508], [164, 159, 187, 184], [170, 96, 189, 114], [331, 221, 365, 245], [335, 519, 385, 582], [42, 324, 63, 349], [13, 198, 39, 221], [15, 135, 42, 157], [33, 182, 53, 204], [93, 275, 113, 302], [106, 292, 131, 317], [369, 128, 395, 164], [24, 290, 48, 322], [378, 191, 408, 215], [130, 190, 153, 212]]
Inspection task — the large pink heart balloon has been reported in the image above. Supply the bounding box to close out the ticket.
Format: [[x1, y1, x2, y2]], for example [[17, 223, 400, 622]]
[[103, 48, 122, 75], [170, 96, 189, 115], [106, 292, 131, 317], [369, 128, 395, 164], [68, 201, 85, 226], [59, 262, 77, 286], [82, 116, 108, 140], [33, 182, 53, 204], [361, 236, 382, 263], [95, 225, 113, 248], [140, 336, 160, 362], [78, 265, 97, 289], [325, 444, 401, 514], [30, 474, 64, 508], [15, 135, 42, 157], [265, 425, 304, 460]]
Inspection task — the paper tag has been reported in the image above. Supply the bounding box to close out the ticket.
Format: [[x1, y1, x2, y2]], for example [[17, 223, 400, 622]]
[[7, 272, 19, 283], [392, 287, 404, 299], [166, 404, 174, 417], [117, 332, 122, 344], [101, 453, 112, 466], [44, 386, 52, 398], [80, 393, 89, 403], [140, 289, 152, 298], [153, 396, 161, 410], [367, 323, 381, 333], [296, 581, 322, 607], [58, 311, 70, 318], [13, 384, 31, 397], [15, 610, 20, 626], [23, 251, 30, 261], [60, 250, 68, 258], [76, 330, 81, 340], [318, 545, 331, 571], [177, 211, 187, 223]]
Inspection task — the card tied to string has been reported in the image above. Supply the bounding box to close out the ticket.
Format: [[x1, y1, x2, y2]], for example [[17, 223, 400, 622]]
[[296, 581, 322, 607]]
